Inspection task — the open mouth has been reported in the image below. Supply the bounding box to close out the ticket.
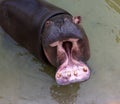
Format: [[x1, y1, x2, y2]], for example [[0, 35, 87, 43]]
[[55, 40, 90, 85], [44, 38, 90, 85]]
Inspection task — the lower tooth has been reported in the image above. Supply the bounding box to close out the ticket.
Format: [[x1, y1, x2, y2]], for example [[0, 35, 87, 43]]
[[67, 72, 71, 77], [83, 68, 87, 72], [74, 71, 78, 76]]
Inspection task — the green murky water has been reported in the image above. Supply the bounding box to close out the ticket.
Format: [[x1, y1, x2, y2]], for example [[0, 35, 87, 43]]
[[0, 0, 120, 104]]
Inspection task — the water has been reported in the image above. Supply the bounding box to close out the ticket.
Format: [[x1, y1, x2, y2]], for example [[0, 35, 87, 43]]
[[0, 0, 120, 104]]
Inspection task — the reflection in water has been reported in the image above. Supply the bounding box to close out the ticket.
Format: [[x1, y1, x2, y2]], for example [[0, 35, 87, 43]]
[[41, 64, 80, 104], [105, 0, 120, 14], [115, 35, 120, 43], [38, 58, 80, 104], [50, 83, 80, 104], [41, 61, 80, 104]]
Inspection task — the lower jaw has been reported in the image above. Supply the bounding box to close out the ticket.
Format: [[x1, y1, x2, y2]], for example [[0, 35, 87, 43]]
[[55, 60, 90, 85]]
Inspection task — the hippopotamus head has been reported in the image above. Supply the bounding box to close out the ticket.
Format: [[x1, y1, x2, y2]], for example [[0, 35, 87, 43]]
[[42, 14, 90, 85]]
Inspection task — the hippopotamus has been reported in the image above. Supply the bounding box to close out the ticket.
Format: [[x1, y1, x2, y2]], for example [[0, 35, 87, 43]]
[[0, 0, 90, 85]]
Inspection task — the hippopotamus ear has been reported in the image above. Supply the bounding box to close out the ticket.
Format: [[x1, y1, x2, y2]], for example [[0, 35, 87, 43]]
[[72, 16, 81, 24]]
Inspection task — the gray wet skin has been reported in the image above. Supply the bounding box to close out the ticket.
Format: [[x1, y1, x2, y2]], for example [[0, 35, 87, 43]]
[[42, 14, 90, 85]]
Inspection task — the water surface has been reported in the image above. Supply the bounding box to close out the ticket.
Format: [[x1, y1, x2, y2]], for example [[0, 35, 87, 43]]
[[0, 0, 120, 104]]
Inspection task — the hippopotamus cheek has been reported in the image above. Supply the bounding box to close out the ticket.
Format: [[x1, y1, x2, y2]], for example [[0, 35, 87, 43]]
[[43, 46, 58, 66]]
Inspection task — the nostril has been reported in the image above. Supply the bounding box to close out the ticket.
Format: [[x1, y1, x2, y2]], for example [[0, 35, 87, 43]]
[[83, 67, 87, 72]]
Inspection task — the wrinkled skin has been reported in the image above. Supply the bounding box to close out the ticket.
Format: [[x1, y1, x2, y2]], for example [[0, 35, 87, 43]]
[[42, 14, 90, 85]]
